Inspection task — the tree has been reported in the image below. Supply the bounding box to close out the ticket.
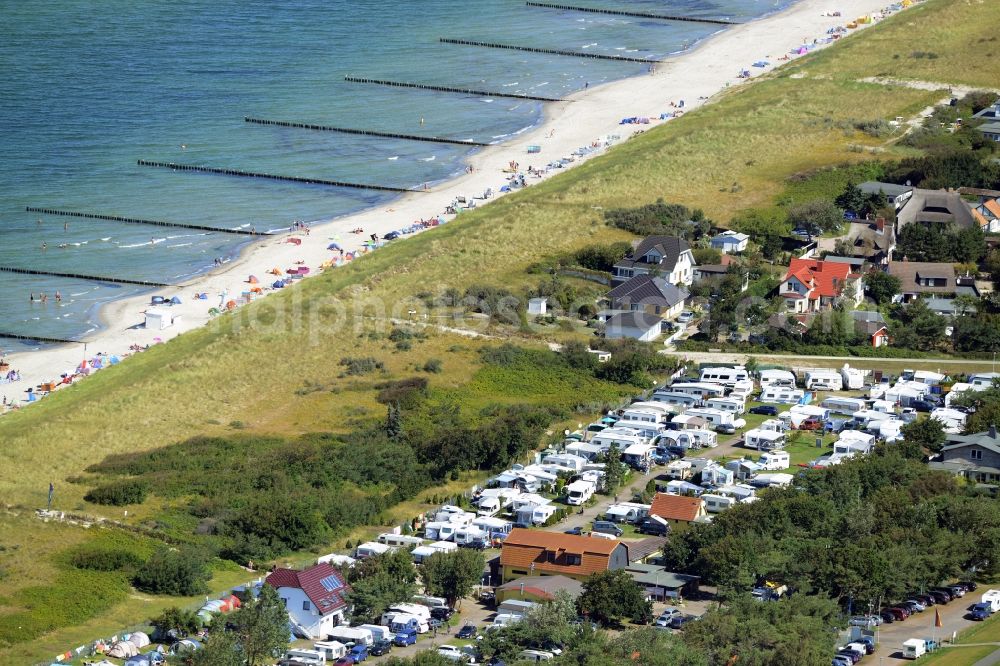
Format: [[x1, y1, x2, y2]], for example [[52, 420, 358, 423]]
[[577, 569, 652, 627], [561, 340, 598, 370], [191, 630, 244, 666], [420, 548, 485, 609], [890, 299, 945, 351], [347, 548, 418, 622], [385, 403, 404, 439], [600, 444, 626, 494], [232, 584, 290, 666], [151, 606, 201, 640], [901, 418, 947, 454], [478, 593, 579, 663], [132, 547, 211, 596], [864, 271, 901, 305], [788, 200, 844, 236], [835, 181, 866, 214]]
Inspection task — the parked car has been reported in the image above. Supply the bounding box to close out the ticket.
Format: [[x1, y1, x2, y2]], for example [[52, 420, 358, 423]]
[[592, 520, 623, 537], [799, 418, 823, 431], [749, 405, 778, 416], [848, 615, 880, 627], [564, 526, 583, 535], [669, 614, 697, 629], [334, 658, 355, 666], [911, 400, 935, 412], [853, 636, 876, 654], [370, 641, 392, 657], [929, 590, 951, 604], [457, 625, 478, 639], [432, 606, 455, 621], [886, 606, 910, 621], [834, 649, 861, 664], [393, 630, 417, 647], [959, 581, 979, 592], [878, 610, 895, 624], [655, 609, 681, 627], [971, 602, 994, 620], [677, 311, 695, 323], [947, 584, 967, 598], [932, 588, 956, 602], [903, 599, 926, 612], [429, 618, 446, 631], [910, 593, 935, 606], [716, 423, 737, 435], [437, 645, 469, 663], [831, 657, 853, 666], [349, 645, 369, 663]]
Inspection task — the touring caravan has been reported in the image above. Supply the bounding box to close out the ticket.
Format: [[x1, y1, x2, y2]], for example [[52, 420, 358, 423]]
[[650, 390, 700, 411], [667, 382, 726, 400], [820, 396, 866, 415], [702, 494, 737, 513], [743, 429, 786, 451], [698, 366, 749, 387], [804, 370, 843, 391], [840, 364, 865, 390], [759, 387, 805, 404], [729, 380, 756, 401], [705, 397, 746, 415], [590, 430, 646, 452], [378, 533, 425, 549], [682, 407, 746, 430], [759, 369, 796, 389]]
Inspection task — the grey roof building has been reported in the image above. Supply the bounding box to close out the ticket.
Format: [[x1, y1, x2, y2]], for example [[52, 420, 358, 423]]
[[930, 426, 1000, 484], [607, 274, 688, 315], [896, 188, 979, 232]]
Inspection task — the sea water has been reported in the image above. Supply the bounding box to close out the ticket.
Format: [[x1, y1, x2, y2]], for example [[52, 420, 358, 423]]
[[0, 0, 791, 347]]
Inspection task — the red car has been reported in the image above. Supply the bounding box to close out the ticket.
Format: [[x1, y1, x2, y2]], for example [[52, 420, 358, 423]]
[[886, 606, 910, 621], [799, 418, 823, 431]]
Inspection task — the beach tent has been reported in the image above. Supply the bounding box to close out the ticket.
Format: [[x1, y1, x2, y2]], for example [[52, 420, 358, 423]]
[[106, 641, 139, 659], [129, 632, 151, 648], [124, 654, 164, 666], [151, 296, 165, 305], [225, 300, 237, 310], [327, 243, 342, 251], [197, 609, 214, 625], [272, 280, 285, 289], [110, 355, 121, 364], [170, 296, 182, 305], [753, 60, 770, 67], [247, 275, 259, 284]]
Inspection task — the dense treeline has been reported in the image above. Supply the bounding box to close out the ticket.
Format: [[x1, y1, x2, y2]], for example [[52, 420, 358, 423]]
[[663, 450, 1000, 608]]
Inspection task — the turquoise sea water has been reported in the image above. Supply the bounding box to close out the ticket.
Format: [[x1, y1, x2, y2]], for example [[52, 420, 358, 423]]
[[0, 0, 790, 348]]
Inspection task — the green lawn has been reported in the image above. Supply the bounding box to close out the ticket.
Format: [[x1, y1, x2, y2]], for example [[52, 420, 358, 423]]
[[957, 612, 1000, 645], [913, 645, 998, 666]]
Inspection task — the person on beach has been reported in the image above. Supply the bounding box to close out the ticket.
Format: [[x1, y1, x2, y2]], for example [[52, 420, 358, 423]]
[[55, 291, 61, 302], [29, 293, 34, 303], [41, 242, 47, 251]]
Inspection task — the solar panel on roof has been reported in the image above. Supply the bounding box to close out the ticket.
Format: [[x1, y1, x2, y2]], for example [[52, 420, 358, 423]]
[[319, 574, 343, 591]]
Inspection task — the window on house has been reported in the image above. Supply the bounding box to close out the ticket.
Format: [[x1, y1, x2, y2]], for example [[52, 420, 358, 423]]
[[566, 554, 581, 566], [971, 449, 983, 460], [303, 600, 311, 611]]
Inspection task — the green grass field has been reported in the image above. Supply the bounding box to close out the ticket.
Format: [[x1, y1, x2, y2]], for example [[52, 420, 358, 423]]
[[1, 0, 999, 660], [915, 645, 998, 666]]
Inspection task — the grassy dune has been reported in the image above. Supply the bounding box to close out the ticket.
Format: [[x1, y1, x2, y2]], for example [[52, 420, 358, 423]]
[[1, 0, 999, 660]]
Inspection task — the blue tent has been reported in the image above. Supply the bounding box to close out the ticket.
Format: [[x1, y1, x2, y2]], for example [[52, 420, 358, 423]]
[[170, 296, 182, 305], [151, 296, 165, 304], [272, 280, 285, 288], [327, 243, 342, 251]]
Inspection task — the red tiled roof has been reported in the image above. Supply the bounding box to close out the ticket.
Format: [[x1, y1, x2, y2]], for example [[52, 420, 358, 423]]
[[265, 563, 349, 615], [649, 494, 704, 522], [500, 528, 619, 577], [782, 259, 852, 300], [986, 200, 1000, 218]]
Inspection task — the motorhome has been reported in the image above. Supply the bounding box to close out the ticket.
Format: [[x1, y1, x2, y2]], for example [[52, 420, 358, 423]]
[[705, 397, 746, 415], [665, 459, 693, 480], [759, 451, 790, 470], [840, 364, 866, 390], [759, 387, 805, 404], [804, 370, 843, 391], [612, 421, 663, 441], [702, 494, 737, 513], [515, 503, 557, 527], [650, 390, 700, 411], [743, 429, 786, 451], [623, 401, 673, 422], [820, 396, 866, 415], [902, 638, 928, 660], [668, 382, 726, 400], [759, 369, 796, 389], [789, 404, 830, 423], [411, 542, 455, 564], [852, 409, 896, 430], [453, 527, 489, 548], [682, 407, 746, 430], [565, 479, 597, 506], [378, 533, 425, 549], [970, 373, 1000, 389], [698, 366, 749, 387]]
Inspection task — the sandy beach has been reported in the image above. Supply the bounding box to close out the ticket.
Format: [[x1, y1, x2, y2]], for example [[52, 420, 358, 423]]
[[0, 0, 914, 409]]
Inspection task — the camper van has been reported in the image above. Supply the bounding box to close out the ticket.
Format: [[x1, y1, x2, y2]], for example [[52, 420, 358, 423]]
[[820, 396, 866, 415], [705, 397, 746, 415], [682, 408, 746, 430], [743, 429, 786, 451], [566, 479, 596, 506], [378, 533, 425, 549], [453, 526, 489, 548], [699, 366, 749, 387], [759, 387, 805, 404], [759, 451, 790, 470], [804, 370, 843, 391], [667, 382, 726, 400]]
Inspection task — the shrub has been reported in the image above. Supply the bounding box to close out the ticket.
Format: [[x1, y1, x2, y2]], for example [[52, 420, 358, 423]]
[[132, 547, 211, 596], [423, 358, 443, 373], [375, 377, 429, 407], [339, 356, 384, 375], [84, 479, 148, 506], [69, 546, 143, 572], [479, 343, 524, 366]]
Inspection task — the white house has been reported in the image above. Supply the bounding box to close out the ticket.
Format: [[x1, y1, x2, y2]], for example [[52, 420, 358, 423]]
[[266, 563, 350, 640], [604, 311, 664, 342], [527, 297, 548, 315], [780, 258, 862, 313], [611, 236, 696, 287], [709, 230, 749, 254]]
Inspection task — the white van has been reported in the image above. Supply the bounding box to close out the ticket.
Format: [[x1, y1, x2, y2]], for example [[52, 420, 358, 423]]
[[698, 366, 749, 387], [566, 479, 596, 506], [902, 638, 926, 659], [759, 451, 790, 470]]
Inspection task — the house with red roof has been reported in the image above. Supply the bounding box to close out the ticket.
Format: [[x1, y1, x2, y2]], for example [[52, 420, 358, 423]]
[[265, 562, 351, 639], [649, 493, 707, 531], [779, 258, 862, 313]]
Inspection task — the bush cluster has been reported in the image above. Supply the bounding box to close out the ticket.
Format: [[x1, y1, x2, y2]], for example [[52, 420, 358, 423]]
[[83, 479, 149, 506]]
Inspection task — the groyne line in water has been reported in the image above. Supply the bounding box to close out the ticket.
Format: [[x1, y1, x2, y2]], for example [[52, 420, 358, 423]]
[[439, 38, 661, 63], [0, 331, 80, 345], [0, 266, 172, 287], [244, 116, 491, 146], [26, 207, 263, 236], [136, 160, 418, 193], [343, 76, 564, 102], [524, 2, 740, 25]]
